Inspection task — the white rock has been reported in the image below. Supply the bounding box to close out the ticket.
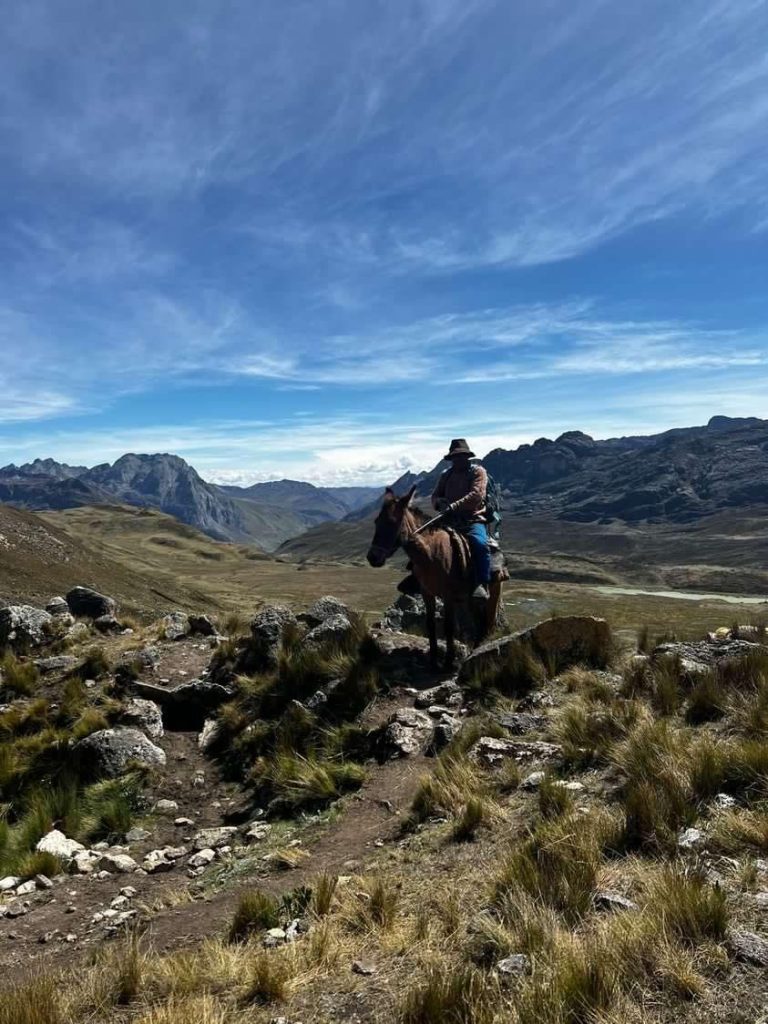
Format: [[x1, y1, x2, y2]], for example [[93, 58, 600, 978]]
[[96, 853, 139, 874], [188, 849, 216, 869], [154, 799, 179, 815], [120, 886, 138, 898], [0, 877, 21, 893], [192, 827, 238, 851], [71, 851, 99, 875], [110, 896, 130, 910], [520, 771, 546, 790], [174, 817, 194, 827], [15, 880, 37, 896], [714, 793, 737, 810], [497, 954, 530, 976], [244, 822, 272, 844], [36, 830, 84, 861], [678, 827, 705, 850]]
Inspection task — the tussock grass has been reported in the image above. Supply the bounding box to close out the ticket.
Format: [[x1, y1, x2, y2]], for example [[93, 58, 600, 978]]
[[463, 639, 546, 698], [451, 796, 491, 841], [709, 806, 768, 853], [0, 976, 64, 1024], [553, 696, 646, 765], [648, 865, 728, 944], [244, 950, 291, 1005], [494, 810, 621, 923], [0, 652, 39, 696], [345, 875, 400, 932], [560, 666, 615, 704], [268, 753, 366, 812], [538, 775, 574, 818], [228, 890, 280, 943], [312, 872, 338, 917], [409, 754, 493, 827], [399, 964, 499, 1024]]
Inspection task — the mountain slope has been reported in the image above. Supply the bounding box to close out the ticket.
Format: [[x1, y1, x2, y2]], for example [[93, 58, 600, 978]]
[[221, 479, 379, 528]]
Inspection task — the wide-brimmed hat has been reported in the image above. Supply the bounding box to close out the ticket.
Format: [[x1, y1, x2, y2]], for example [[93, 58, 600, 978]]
[[445, 438, 475, 459]]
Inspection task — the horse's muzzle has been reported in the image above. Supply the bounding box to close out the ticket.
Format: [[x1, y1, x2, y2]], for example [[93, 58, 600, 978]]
[[366, 546, 386, 568]]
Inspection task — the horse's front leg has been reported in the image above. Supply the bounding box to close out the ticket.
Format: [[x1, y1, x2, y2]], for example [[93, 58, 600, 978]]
[[444, 599, 456, 671], [482, 578, 502, 643], [424, 594, 439, 669]]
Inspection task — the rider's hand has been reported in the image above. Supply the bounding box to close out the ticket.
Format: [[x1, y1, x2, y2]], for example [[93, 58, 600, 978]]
[[435, 498, 449, 512]]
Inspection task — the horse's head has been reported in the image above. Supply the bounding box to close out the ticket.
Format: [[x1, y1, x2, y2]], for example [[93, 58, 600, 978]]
[[367, 485, 417, 567]]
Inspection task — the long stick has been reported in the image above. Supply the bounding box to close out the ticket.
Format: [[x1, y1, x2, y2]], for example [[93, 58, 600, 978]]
[[411, 511, 447, 536]]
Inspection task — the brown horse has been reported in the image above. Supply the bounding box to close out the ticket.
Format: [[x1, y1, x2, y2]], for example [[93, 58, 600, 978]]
[[367, 485, 503, 668]]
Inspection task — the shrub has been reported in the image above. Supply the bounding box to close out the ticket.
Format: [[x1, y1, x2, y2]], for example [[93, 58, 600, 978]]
[[0, 976, 64, 1024], [15, 850, 62, 881], [0, 653, 39, 697], [228, 890, 280, 943]]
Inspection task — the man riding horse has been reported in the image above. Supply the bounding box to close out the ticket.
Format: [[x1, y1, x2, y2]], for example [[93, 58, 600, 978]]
[[366, 438, 501, 665], [431, 438, 492, 601]]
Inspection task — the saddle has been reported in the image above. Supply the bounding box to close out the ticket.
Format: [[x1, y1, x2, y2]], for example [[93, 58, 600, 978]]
[[443, 526, 509, 584]]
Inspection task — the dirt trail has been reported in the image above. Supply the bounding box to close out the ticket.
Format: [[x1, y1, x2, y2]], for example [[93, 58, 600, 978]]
[[0, 633, 443, 981]]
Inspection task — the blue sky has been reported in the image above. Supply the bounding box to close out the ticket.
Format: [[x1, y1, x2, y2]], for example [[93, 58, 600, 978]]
[[1, 0, 767, 485]]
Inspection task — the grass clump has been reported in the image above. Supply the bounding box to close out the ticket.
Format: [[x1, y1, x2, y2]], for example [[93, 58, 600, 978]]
[[228, 890, 280, 943], [537, 775, 574, 818], [0, 653, 39, 697], [399, 964, 499, 1024], [243, 951, 290, 1005], [649, 865, 728, 944], [452, 796, 491, 841], [463, 639, 546, 699], [0, 976, 64, 1024], [267, 753, 365, 812]]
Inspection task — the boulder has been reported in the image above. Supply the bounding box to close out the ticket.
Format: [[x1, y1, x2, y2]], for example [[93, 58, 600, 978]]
[[94, 615, 122, 634], [470, 737, 561, 769], [162, 611, 190, 641], [678, 827, 705, 850], [96, 852, 139, 874], [0, 605, 53, 651], [191, 826, 238, 851], [426, 714, 462, 755], [376, 708, 433, 758], [248, 605, 297, 671], [36, 830, 84, 862], [414, 679, 462, 709], [154, 799, 179, 815], [300, 596, 350, 627], [188, 614, 217, 636], [132, 678, 234, 730], [303, 614, 354, 650], [46, 596, 70, 617], [118, 646, 160, 672], [188, 849, 215, 869], [0, 877, 20, 893], [66, 587, 117, 619], [378, 593, 444, 634], [460, 617, 611, 684], [76, 728, 166, 778], [119, 698, 164, 740], [368, 630, 466, 682]]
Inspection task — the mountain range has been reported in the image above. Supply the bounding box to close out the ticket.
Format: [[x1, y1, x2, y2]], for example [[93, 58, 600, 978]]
[[3, 416, 768, 563], [0, 456, 378, 551]]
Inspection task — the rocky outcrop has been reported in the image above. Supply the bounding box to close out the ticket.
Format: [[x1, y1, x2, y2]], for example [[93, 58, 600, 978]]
[[162, 611, 190, 641], [36, 830, 84, 863], [459, 617, 611, 683], [248, 605, 297, 671], [368, 630, 466, 682], [470, 736, 562, 768], [299, 595, 350, 627], [303, 613, 353, 649], [0, 605, 53, 651], [653, 638, 762, 681], [132, 678, 234, 730], [66, 586, 117, 619], [76, 728, 166, 777]]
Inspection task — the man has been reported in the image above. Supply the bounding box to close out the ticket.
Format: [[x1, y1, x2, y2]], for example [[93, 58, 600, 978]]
[[432, 438, 492, 600]]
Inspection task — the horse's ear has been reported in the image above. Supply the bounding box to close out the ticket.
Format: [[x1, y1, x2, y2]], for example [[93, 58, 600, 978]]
[[400, 484, 417, 507], [384, 486, 394, 496]]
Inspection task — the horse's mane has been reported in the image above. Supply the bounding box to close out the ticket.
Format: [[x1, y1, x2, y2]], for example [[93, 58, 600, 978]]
[[407, 504, 443, 532]]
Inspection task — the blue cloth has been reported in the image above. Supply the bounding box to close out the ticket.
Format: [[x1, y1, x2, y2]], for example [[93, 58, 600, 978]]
[[464, 522, 492, 584]]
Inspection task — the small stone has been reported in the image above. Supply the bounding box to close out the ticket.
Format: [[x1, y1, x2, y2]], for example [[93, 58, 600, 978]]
[[34, 874, 54, 890], [754, 892, 768, 909], [65, 905, 76, 914], [594, 891, 638, 912], [96, 853, 139, 874], [188, 849, 216, 869], [678, 827, 705, 850], [65, 933, 77, 943], [120, 886, 138, 898], [714, 793, 737, 810], [15, 880, 37, 896], [38, 930, 59, 944], [154, 799, 179, 815], [352, 960, 377, 976], [192, 827, 237, 851], [0, 877, 21, 893], [497, 954, 530, 976], [110, 896, 130, 910], [174, 817, 194, 827], [6, 904, 28, 918], [126, 827, 151, 843], [245, 822, 272, 844], [264, 927, 287, 947], [520, 771, 546, 790], [554, 781, 584, 792]]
